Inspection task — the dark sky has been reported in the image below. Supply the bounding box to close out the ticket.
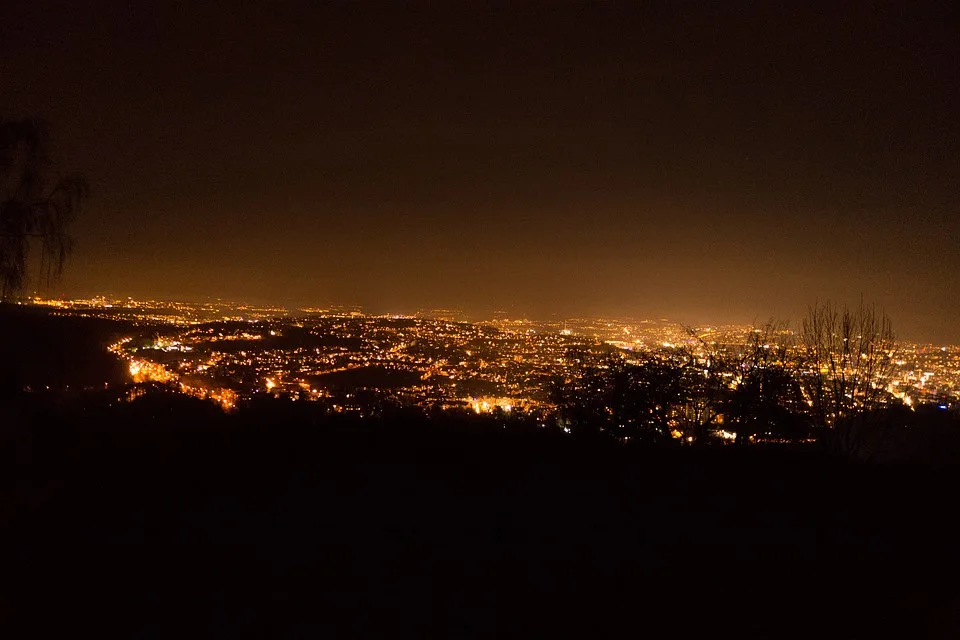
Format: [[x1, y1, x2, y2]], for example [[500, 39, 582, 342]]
[[3, 2, 958, 340]]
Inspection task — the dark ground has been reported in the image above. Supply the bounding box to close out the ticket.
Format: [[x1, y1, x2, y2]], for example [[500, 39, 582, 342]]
[[4, 407, 959, 637], [2, 306, 960, 637]]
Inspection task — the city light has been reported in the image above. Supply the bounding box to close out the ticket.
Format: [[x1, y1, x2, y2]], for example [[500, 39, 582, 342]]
[[27, 296, 960, 420]]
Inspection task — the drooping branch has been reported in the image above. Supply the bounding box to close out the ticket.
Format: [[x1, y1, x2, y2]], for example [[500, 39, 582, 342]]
[[0, 118, 88, 300]]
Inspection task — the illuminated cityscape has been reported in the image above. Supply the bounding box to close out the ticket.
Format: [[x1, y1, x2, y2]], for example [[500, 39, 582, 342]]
[[24, 296, 960, 422]]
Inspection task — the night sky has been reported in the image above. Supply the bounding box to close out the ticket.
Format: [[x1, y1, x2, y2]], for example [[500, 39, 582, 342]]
[[3, 2, 958, 340]]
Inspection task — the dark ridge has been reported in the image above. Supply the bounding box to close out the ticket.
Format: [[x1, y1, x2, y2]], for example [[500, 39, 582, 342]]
[[4, 395, 960, 637]]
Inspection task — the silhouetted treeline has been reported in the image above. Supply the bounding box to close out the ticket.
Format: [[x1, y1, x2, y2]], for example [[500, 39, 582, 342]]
[[552, 308, 952, 464]]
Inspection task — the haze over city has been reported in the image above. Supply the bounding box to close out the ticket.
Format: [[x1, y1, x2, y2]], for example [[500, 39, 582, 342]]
[[3, 2, 957, 341]]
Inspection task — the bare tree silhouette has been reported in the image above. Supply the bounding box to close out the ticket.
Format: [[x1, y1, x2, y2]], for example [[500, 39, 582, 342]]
[[1, 118, 88, 300], [552, 350, 709, 444], [800, 300, 899, 458], [684, 321, 805, 445]]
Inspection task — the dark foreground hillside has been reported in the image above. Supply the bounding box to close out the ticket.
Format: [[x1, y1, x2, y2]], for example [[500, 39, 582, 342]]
[[0, 304, 130, 397], [4, 397, 960, 638]]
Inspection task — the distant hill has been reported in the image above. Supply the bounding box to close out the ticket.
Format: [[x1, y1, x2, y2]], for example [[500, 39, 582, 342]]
[[0, 304, 130, 396], [309, 365, 424, 390]]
